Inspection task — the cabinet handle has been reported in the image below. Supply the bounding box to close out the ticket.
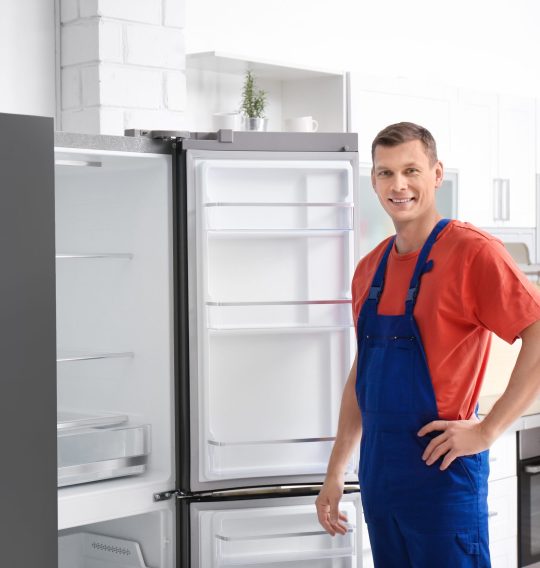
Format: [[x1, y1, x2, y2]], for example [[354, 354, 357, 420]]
[[488, 510, 499, 518], [501, 179, 510, 221], [492, 179, 503, 221], [524, 465, 540, 475]]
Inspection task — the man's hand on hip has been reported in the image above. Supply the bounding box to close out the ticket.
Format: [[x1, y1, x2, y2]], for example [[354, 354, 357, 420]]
[[417, 415, 493, 470]]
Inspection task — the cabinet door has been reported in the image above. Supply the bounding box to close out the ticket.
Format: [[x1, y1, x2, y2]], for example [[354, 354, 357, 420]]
[[457, 91, 498, 226], [487, 476, 518, 543], [0, 113, 57, 567], [498, 95, 536, 227], [349, 74, 458, 167]]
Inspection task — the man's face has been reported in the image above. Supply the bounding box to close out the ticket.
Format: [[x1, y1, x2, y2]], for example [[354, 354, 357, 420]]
[[371, 140, 443, 225]]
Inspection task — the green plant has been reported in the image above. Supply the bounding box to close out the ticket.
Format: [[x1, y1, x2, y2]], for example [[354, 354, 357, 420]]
[[241, 71, 267, 118]]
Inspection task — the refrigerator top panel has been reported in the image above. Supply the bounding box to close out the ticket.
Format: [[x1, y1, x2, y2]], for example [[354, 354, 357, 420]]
[[128, 129, 358, 152]]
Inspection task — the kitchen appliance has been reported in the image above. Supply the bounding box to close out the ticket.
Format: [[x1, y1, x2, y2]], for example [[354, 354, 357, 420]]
[[2, 112, 363, 568], [518, 425, 540, 567], [171, 130, 362, 566]]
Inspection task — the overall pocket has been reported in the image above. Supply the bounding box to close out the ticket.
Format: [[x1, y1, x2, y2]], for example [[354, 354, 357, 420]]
[[359, 338, 414, 413]]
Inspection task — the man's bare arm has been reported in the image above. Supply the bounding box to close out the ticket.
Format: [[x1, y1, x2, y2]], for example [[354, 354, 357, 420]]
[[419, 319, 540, 469], [316, 353, 362, 535]]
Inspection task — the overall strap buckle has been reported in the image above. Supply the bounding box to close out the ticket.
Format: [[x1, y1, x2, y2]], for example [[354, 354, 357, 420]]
[[367, 286, 383, 302]]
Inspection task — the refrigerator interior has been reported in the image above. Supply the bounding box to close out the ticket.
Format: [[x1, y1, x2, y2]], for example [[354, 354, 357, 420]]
[[186, 154, 358, 490], [189, 492, 362, 567], [55, 147, 175, 530], [58, 508, 174, 568]]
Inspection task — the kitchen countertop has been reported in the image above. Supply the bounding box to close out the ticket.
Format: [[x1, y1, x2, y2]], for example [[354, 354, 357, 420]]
[[478, 394, 540, 431]]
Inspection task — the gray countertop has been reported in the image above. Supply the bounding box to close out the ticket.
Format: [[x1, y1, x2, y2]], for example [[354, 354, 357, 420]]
[[54, 131, 171, 154], [478, 394, 540, 431]]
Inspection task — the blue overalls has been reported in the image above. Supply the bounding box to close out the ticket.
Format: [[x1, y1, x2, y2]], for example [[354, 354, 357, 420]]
[[356, 219, 491, 567]]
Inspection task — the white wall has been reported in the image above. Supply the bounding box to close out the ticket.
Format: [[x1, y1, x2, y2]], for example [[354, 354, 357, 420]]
[[186, 0, 540, 96], [0, 0, 56, 118]]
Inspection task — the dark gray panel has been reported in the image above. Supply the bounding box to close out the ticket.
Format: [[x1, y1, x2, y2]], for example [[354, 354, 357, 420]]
[[0, 113, 57, 567]]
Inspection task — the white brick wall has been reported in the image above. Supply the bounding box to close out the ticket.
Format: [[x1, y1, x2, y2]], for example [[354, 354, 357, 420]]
[[59, 0, 186, 134]]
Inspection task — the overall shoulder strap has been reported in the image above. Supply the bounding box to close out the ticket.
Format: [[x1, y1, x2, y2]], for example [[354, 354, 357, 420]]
[[404, 218, 451, 314], [361, 237, 395, 316]]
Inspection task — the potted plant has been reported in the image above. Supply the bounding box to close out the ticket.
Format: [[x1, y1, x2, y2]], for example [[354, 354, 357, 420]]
[[241, 70, 268, 131]]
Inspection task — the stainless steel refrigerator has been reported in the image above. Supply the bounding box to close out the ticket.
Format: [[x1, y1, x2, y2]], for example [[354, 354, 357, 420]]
[[171, 131, 362, 567], [1, 113, 363, 567]]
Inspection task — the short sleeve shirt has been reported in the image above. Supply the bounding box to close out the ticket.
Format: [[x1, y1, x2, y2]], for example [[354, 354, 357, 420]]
[[351, 220, 540, 420]]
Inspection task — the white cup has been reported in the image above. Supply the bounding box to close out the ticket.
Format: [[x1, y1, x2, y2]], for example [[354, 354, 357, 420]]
[[213, 112, 243, 131], [284, 116, 319, 132]]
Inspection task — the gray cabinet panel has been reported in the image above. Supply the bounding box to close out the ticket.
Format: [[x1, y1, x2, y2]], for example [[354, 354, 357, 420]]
[[0, 113, 56, 567]]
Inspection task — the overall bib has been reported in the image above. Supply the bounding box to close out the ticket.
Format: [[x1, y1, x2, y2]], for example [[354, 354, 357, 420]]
[[356, 219, 491, 568]]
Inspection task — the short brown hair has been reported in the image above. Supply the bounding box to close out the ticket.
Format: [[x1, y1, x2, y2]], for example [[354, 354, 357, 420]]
[[371, 122, 438, 165]]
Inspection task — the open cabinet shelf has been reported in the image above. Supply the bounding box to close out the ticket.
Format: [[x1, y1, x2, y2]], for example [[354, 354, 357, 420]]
[[185, 51, 348, 133]]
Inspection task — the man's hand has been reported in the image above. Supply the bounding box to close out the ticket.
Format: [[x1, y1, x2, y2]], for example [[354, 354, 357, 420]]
[[417, 415, 493, 470], [315, 473, 349, 536]]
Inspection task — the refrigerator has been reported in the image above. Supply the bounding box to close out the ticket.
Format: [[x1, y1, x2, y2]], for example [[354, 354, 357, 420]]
[[1, 113, 362, 567]]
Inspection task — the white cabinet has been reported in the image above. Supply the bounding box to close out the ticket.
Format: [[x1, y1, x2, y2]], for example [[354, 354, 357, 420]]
[[490, 537, 518, 568], [186, 52, 347, 133], [457, 91, 536, 228], [348, 73, 459, 167], [487, 431, 518, 567]]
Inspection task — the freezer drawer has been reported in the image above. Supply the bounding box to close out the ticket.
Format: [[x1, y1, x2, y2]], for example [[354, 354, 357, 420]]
[[58, 423, 151, 487], [190, 492, 362, 567]]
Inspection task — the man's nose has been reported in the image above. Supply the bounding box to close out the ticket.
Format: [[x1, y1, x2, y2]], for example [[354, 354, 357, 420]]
[[391, 173, 407, 191]]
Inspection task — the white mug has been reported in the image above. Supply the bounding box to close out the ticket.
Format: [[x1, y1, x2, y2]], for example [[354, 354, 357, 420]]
[[284, 116, 319, 132], [213, 112, 243, 131]]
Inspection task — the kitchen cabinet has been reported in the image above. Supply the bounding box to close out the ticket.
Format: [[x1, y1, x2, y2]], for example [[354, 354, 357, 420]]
[[457, 91, 536, 228], [487, 431, 518, 567], [185, 51, 347, 133], [348, 73, 459, 167]]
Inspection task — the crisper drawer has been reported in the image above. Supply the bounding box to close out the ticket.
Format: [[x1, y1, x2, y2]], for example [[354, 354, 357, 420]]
[[58, 423, 151, 487], [190, 492, 362, 568]]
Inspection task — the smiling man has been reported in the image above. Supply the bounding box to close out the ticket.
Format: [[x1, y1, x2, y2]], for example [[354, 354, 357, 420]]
[[316, 122, 540, 567]]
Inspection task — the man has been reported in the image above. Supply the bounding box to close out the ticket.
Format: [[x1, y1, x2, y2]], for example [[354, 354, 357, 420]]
[[315, 122, 540, 567]]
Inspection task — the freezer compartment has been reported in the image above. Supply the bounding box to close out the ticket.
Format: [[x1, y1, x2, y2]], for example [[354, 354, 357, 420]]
[[190, 491, 362, 567], [205, 230, 352, 303], [58, 423, 151, 487], [58, 509, 174, 568]]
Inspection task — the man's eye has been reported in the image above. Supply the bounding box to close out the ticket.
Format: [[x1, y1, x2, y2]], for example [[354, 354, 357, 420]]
[[377, 171, 390, 177], [406, 168, 419, 174]]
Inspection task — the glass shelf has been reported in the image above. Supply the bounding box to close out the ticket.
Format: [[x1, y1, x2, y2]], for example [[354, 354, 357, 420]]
[[206, 299, 351, 307], [206, 229, 352, 237], [57, 351, 134, 363], [204, 201, 353, 208], [56, 253, 133, 260]]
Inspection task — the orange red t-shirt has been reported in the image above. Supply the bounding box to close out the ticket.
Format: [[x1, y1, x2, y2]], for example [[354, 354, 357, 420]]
[[351, 220, 540, 420]]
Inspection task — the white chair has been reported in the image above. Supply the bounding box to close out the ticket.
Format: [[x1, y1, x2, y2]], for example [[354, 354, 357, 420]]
[[503, 242, 540, 276]]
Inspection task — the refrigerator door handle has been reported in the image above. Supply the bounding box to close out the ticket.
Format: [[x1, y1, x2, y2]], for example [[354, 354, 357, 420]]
[[215, 526, 356, 542]]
